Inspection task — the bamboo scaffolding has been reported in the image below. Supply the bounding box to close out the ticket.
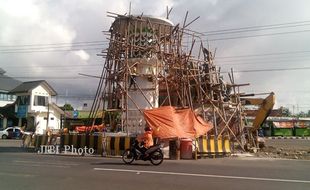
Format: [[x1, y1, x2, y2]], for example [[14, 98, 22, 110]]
[[87, 11, 254, 151]]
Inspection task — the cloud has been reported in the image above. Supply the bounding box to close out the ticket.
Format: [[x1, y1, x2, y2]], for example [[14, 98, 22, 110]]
[[74, 50, 90, 61], [0, 0, 76, 45]]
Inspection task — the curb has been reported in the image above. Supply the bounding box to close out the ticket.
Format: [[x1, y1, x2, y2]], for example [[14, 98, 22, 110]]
[[266, 137, 310, 140]]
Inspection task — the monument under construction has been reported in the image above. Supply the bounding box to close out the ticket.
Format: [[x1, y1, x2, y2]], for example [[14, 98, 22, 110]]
[[88, 11, 273, 150]]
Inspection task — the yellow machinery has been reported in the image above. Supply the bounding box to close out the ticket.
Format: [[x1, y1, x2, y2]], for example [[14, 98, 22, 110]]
[[241, 92, 276, 150]]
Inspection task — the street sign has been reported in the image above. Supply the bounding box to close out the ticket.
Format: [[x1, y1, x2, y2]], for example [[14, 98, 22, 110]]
[[16, 105, 27, 118], [73, 110, 79, 119]]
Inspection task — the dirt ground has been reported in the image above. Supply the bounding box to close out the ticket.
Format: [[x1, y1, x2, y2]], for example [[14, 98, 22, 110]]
[[254, 138, 310, 160]]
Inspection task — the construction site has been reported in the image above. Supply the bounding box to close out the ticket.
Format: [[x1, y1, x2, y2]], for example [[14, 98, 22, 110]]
[[15, 11, 310, 161], [84, 10, 277, 157], [2, 2, 310, 189]]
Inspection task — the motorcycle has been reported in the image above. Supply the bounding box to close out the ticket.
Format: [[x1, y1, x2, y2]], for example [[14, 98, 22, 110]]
[[122, 140, 164, 166]]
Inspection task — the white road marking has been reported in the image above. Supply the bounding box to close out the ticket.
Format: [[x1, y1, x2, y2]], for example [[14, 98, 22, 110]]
[[94, 168, 310, 184]]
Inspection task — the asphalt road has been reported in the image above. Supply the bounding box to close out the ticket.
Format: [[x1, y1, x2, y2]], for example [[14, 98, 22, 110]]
[[0, 140, 310, 190]]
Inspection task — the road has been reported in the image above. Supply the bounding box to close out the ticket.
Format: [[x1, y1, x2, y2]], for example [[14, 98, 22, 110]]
[[0, 139, 310, 190]]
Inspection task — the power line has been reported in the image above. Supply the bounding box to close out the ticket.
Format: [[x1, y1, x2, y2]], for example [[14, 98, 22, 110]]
[[2, 57, 306, 69], [217, 55, 310, 63], [3, 31, 309, 53], [3, 64, 102, 68], [3, 66, 310, 80], [0, 43, 108, 52], [0, 40, 108, 48], [1, 20, 310, 50], [56, 95, 95, 99], [1, 20, 310, 48], [0, 76, 98, 79], [0, 47, 104, 54], [202, 20, 310, 34], [231, 66, 310, 73], [218, 59, 309, 66], [1, 32, 309, 54], [206, 29, 310, 41], [1, 50, 309, 70], [216, 50, 310, 59], [216, 56, 310, 65], [204, 23, 310, 36]]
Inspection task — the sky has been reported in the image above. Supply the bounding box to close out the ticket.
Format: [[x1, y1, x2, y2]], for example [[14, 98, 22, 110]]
[[0, 0, 310, 113]]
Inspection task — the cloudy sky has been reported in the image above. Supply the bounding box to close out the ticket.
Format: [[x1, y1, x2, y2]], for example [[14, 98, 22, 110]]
[[0, 0, 310, 112]]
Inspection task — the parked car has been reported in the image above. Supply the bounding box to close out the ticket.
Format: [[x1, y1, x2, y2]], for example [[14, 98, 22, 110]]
[[0, 127, 23, 139]]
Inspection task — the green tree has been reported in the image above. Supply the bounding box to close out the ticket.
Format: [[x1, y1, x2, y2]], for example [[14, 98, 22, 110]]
[[61, 103, 74, 111]]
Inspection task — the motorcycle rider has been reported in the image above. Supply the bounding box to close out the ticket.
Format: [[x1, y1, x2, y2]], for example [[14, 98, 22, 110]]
[[136, 126, 154, 156]]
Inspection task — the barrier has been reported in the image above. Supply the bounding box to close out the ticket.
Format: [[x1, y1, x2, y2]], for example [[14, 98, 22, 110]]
[[196, 135, 231, 158], [59, 133, 104, 155], [169, 139, 180, 160], [33, 134, 160, 156], [180, 139, 192, 159], [33, 135, 49, 150], [294, 128, 310, 137], [272, 128, 293, 136], [22, 134, 33, 148], [93, 134, 103, 155], [104, 137, 161, 156], [105, 136, 136, 156], [60, 134, 70, 147]]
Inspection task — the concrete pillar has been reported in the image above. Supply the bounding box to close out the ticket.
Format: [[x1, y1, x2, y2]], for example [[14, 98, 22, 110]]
[[18, 118, 22, 127], [3, 117, 7, 128]]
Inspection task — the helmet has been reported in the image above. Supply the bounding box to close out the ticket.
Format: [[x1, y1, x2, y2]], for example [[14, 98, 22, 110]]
[[144, 126, 152, 131]]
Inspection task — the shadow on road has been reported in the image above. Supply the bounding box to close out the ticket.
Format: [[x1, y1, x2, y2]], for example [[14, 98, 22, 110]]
[[0, 147, 36, 153]]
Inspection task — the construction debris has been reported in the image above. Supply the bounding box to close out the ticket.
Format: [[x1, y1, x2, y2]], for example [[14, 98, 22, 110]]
[[254, 139, 310, 160]]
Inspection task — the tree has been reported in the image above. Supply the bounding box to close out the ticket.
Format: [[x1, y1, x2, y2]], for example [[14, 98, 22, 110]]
[[296, 111, 307, 118], [296, 110, 310, 118], [280, 106, 291, 117], [61, 103, 74, 111]]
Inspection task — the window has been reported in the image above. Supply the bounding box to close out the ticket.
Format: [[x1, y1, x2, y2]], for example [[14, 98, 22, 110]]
[[8, 95, 16, 101], [50, 117, 54, 120], [34, 96, 48, 106], [16, 96, 30, 105], [8, 95, 12, 101]]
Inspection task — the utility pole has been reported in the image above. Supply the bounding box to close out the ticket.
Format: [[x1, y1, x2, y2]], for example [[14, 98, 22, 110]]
[[46, 100, 50, 130]]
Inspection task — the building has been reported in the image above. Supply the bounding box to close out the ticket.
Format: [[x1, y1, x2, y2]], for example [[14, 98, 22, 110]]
[[0, 68, 21, 128], [0, 68, 21, 107], [10, 80, 64, 134]]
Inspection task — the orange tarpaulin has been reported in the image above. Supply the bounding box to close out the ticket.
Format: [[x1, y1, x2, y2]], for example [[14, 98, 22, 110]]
[[75, 124, 105, 133], [144, 106, 213, 139]]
